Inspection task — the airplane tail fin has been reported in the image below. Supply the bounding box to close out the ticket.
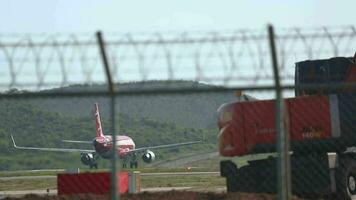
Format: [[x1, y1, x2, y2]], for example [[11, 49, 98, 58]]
[[94, 103, 104, 138]]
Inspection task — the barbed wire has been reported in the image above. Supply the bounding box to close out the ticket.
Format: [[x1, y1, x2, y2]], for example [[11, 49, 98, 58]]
[[0, 26, 355, 91]]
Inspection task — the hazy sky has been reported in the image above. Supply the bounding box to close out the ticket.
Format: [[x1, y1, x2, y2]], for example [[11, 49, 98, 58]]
[[1, 0, 355, 33]]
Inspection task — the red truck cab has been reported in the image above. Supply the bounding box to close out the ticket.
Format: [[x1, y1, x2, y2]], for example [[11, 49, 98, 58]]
[[219, 54, 356, 199], [218, 54, 356, 157]]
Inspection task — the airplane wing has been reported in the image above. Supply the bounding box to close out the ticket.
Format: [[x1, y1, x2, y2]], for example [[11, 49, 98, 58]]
[[127, 140, 202, 154], [62, 140, 93, 144], [11, 135, 95, 153]]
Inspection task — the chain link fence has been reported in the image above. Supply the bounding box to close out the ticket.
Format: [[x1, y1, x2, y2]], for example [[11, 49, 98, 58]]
[[0, 25, 356, 200]]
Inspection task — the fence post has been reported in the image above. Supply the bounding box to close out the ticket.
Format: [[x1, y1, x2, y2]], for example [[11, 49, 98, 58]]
[[97, 31, 119, 200], [268, 24, 291, 200]]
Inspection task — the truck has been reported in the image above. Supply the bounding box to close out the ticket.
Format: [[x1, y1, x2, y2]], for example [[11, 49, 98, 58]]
[[218, 54, 356, 199]]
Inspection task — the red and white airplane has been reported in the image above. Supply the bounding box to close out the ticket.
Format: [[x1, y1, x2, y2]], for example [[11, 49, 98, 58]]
[[11, 103, 201, 168]]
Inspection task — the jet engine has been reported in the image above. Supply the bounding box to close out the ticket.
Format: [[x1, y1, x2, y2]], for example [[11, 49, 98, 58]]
[[80, 153, 98, 168], [142, 150, 155, 163]]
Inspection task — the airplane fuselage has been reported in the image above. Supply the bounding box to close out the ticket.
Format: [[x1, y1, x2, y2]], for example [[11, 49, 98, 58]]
[[93, 135, 136, 159]]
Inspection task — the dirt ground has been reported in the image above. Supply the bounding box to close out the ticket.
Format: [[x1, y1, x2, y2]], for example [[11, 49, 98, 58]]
[[2, 191, 305, 200]]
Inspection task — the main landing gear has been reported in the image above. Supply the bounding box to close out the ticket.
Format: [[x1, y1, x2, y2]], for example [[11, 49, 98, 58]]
[[122, 153, 138, 169], [89, 163, 98, 169]]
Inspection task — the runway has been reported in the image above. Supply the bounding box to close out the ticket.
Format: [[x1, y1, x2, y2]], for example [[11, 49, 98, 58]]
[[0, 175, 56, 181], [142, 171, 219, 176], [0, 171, 219, 181], [153, 152, 219, 168]]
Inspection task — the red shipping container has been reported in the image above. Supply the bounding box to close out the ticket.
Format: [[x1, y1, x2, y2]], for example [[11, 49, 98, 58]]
[[57, 172, 129, 195]]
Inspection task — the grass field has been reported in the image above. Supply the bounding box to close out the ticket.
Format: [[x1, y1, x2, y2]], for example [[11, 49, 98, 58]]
[[0, 176, 226, 191], [0, 178, 57, 191]]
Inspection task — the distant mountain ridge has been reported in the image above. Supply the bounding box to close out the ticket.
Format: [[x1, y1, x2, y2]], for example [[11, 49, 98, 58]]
[[29, 80, 254, 128]]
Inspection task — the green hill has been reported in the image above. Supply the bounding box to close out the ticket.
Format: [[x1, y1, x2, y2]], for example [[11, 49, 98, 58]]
[[29, 80, 252, 129]]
